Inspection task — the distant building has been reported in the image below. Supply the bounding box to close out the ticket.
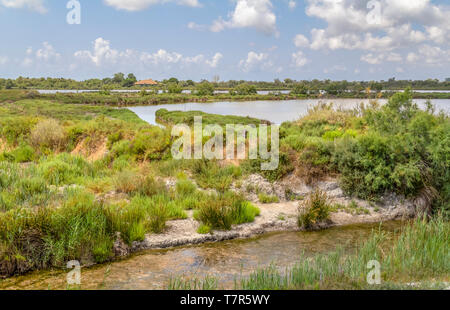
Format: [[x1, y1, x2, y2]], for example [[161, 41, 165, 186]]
[[135, 79, 158, 86]]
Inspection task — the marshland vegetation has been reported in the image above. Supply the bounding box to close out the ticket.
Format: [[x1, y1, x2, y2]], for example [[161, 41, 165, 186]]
[[0, 88, 448, 288]]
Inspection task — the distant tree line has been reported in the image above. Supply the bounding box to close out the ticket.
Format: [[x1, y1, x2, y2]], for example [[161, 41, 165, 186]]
[[0, 74, 449, 92]]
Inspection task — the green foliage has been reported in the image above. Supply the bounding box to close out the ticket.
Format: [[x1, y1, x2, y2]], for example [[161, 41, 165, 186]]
[[195, 81, 215, 96], [197, 224, 211, 235], [231, 83, 257, 96], [192, 159, 241, 192], [194, 192, 259, 230], [298, 190, 331, 230], [38, 153, 94, 186], [131, 127, 171, 160], [30, 119, 66, 151], [240, 216, 450, 289], [167, 83, 183, 94], [258, 193, 279, 204]]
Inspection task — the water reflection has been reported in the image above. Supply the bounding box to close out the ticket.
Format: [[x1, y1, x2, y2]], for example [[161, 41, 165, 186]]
[[0, 221, 403, 290], [129, 99, 450, 126]]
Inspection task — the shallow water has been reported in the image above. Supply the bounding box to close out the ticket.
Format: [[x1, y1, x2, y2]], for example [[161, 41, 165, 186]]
[[129, 99, 450, 126], [0, 221, 404, 290]]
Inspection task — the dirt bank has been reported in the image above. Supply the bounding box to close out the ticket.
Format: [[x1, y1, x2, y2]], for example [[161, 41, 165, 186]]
[[128, 175, 422, 254]]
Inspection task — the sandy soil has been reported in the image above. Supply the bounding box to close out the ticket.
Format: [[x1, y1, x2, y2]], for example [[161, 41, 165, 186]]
[[131, 196, 417, 253]]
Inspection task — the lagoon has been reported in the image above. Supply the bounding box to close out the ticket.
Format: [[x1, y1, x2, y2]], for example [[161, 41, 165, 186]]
[[129, 98, 450, 126]]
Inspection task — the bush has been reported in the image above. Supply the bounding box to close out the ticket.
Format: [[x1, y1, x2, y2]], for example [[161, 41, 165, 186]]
[[147, 199, 169, 233], [114, 172, 166, 197], [195, 192, 259, 230], [175, 179, 197, 198], [197, 224, 211, 235], [258, 193, 279, 204], [195, 82, 215, 96], [10, 144, 36, 163], [131, 128, 171, 160], [38, 153, 93, 185], [30, 119, 66, 151], [231, 83, 257, 96], [298, 190, 331, 230]]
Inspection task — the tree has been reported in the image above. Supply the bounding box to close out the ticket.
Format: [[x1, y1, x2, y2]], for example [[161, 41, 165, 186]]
[[195, 81, 215, 96], [291, 83, 309, 95], [231, 83, 257, 95], [168, 77, 179, 84], [167, 83, 183, 94], [121, 73, 137, 87], [113, 73, 125, 84], [5, 79, 15, 89], [127, 73, 137, 83]]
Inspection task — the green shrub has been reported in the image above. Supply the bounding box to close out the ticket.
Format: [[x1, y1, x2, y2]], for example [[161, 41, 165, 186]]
[[131, 128, 171, 160], [298, 190, 331, 230], [233, 201, 260, 224], [195, 192, 259, 230], [30, 119, 66, 151], [148, 200, 169, 233], [114, 172, 166, 197], [10, 144, 36, 163], [195, 82, 215, 96], [258, 193, 279, 204], [175, 179, 197, 198], [38, 153, 93, 185], [197, 224, 211, 235], [231, 83, 257, 96]]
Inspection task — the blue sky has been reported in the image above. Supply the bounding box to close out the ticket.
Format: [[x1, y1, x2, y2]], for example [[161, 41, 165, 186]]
[[0, 0, 449, 81]]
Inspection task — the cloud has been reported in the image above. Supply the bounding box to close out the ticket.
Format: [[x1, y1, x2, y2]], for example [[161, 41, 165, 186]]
[[74, 37, 222, 70], [406, 45, 450, 65], [361, 52, 402, 65], [0, 0, 47, 13], [239, 51, 270, 72], [292, 0, 449, 68], [206, 53, 223, 68], [288, 0, 296, 10], [187, 21, 206, 31], [291, 51, 308, 67], [20, 42, 60, 67], [104, 0, 201, 11], [293, 34, 309, 48], [300, 0, 449, 52], [210, 0, 277, 36], [0, 56, 8, 65], [36, 42, 61, 61]]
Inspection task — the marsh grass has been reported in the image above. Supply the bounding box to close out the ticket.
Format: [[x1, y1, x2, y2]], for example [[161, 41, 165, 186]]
[[170, 216, 448, 290], [239, 216, 449, 289], [258, 193, 279, 204], [194, 192, 260, 230]]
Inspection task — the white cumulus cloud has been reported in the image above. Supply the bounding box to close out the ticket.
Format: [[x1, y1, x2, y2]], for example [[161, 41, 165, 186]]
[[0, 0, 47, 13], [104, 0, 201, 11], [210, 0, 277, 36], [239, 51, 270, 72], [74, 37, 222, 70]]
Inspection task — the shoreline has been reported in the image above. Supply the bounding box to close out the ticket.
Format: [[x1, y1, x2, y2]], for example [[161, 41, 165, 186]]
[[126, 176, 421, 254]]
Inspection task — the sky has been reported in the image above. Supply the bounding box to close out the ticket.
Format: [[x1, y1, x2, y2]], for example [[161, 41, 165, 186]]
[[0, 0, 449, 81]]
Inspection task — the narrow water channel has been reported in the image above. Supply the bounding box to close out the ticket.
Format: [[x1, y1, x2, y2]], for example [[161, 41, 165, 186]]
[[0, 221, 404, 290]]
